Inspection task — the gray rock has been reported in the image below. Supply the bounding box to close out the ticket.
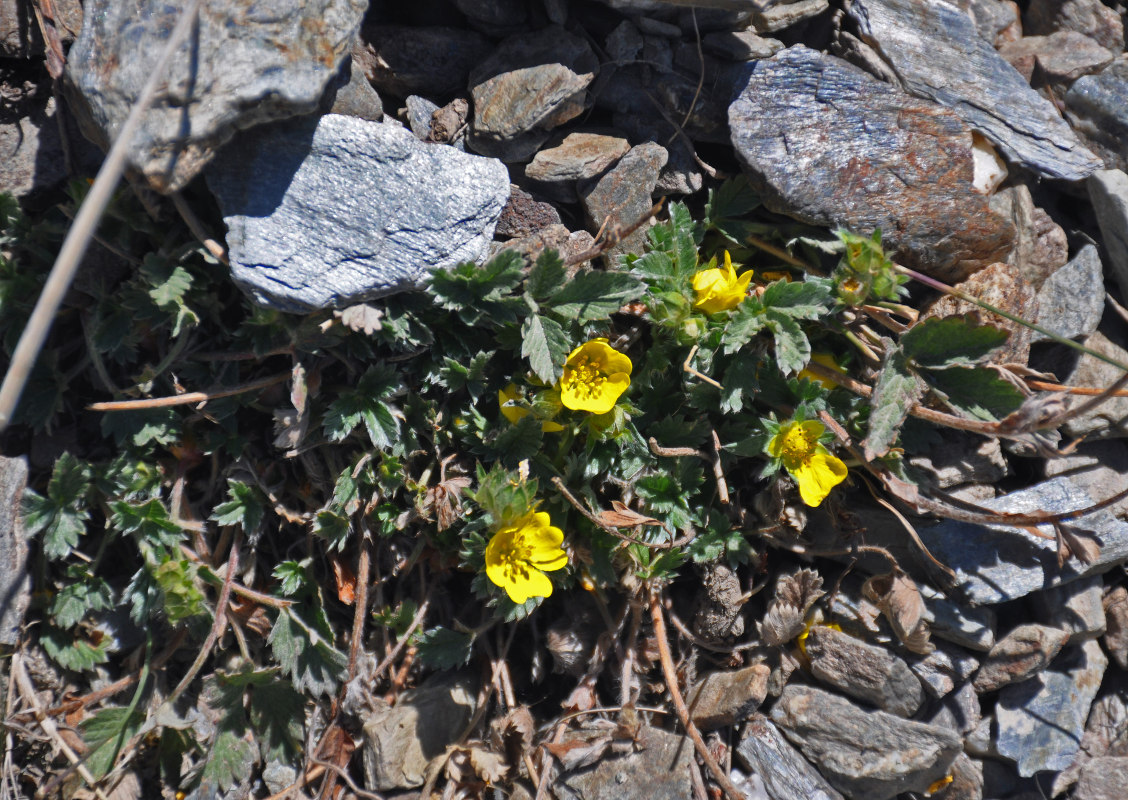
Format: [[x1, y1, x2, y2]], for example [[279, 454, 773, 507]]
[[972, 623, 1070, 693], [524, 132, 631, 203], [997, 31, 1115, 87], [0, 95, 68, 200], [362, 671, 477, 790], [730, 46, 1015, 284], [805, 626, 924, 716], [454, 0, 527, 32], [327, 50, 384, 123], [1031, 245, 1105, 343], [64, 0, 366, 194], [909, 641, 980, 699], [612, 113, 704, 196], [1066, 58, 1128, 174], [606, 20, 644, 62], [928, 681, 982, 737], [996, 639, 1108, 777], [1074, 757, 1128, 800], [496, 186, 562, 239], [737, 715, 846, 800], [1025, 0, 1125, 53], [0, 456, 29, 647], [1044, 441, 1128, 521], [581, 142, 667, 266], [1088, 169, 1128, 303], [960, 0, 1020, 45], [771, 684, 962, 800], [920, 583, 996, 653], [687, 664, 770, 730], [752, 0, 830, 33], [845, 0, 1102, 182], [1104, 586, 1128, 671], [553, 726, 695, 800], [908, 433, 1008, 492], [703, 30, 783, 61], [405, 95, 441, 141], [206, 114, 509, 312], [468, 26, 598, 162], [357, 26, 491, 98], [989, 184, 1069, 288], [914, 476, 1128, 605], [1031, 575, 1106, 643], [1061, 330, 1128, 439], [1053, 690, 1128, 795], [936, 753, 985, 800]]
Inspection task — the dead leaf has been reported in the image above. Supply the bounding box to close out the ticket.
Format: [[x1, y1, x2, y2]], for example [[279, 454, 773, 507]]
[[545, 735, 612, 771], [1057, 523, 1101, 567], [597, 501, 663, 529], [491, 705, 536, 759], [759, 569, 824, 645], [863, 568, 933, 655], [469, 746, 509, 784], [273, 363, 310, 451], [562, 681, 597, 714], [331, 555, 357, 605], [335, 303, 383, 334], [421, 475, 472, 532]]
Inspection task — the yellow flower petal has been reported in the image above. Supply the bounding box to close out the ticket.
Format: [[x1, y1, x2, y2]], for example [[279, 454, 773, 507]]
[[792, 449, 848, 507], [504, 567, 554, 605], [484, 511, 568, 603], [560, 339, 632, 414], [692, 251, 752, 314], [498, 384, 529, 425]]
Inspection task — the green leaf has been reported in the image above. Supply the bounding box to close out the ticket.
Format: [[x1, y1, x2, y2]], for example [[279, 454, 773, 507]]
[[40, 625, 113, 671], [721, 299, 768, 354], [415, 627, 475, 669], [631, 250, 676, 283], [269, 608, 347, 698], [901, 314, 1010, 368], [765, 311, 810, 376], [47, 451, 91, 504], [111, 499, 183, 548], [152, 554, 207, 622], [22, 452, 91, 560], [521, 314, 570, 384], [51, 567, 114, 628], [201, 729, 257, 794], [141, 254, 198, 337], [705, 175, 761, 223], [862, 350, 926, 461], [428, 251, 527, 324], [925, 366, 1025, 422], [100, 407, 180, 447], [81, 706, 146, 779], [548, 270, 642, 323], [761, 278, 833, 319], [668, 201, 701, 279], [323, 365, 402, 448], [249, 678, 306, 761], [526, 248, 567, 300], [311, 510, 351, 551], [211, 479, 266, 532], [273, 560, 311, 596]]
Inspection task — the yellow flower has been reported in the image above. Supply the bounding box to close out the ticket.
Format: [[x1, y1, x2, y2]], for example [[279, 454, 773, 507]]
[[485, 511, 568, 604], [798, 353, 846, 389], [767, 419, 848, 507], [692, 251, 753, 314], [560, 339, 632, 415], [498, 384, 564, 432]]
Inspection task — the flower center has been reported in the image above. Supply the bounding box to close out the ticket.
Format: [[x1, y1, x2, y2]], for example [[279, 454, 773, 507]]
[[781, 426, 817, 462], [565, 356, 605, 399], [497, 540, 534, 579]]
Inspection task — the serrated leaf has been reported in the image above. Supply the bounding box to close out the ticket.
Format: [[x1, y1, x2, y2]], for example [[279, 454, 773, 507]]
[[273, 560, 310, 596], [111, 499, 183, 548], [765, 311, 810, 376], [48, 451, 91, 504], [51, 568, 114, 628], [311, 510, 351, 551], [705, 175, 761, 222], [862, 350, 926, 461], [40, 625, 113, 671], [269, 608, 346, 698], [631, 250, 675, 283], [761, 279, 833, 319], [250, 679, 306, 761], [415, 627, 475, 669], [152, 555, 207, 622], [81, 706, 146, 779], [323, 365, 402, 448], [548, 271, 642, 323], [200, 729, 256, 794], [521, 314, 570, 384], [668, 201, 701, 279], [721, 299, 768, 354], [100, 407, 180, 448], [901, 314, 1009, 368], [925, 365, 1025, 422], [526, 249, 567, 300], [211, 479, 266, 532]]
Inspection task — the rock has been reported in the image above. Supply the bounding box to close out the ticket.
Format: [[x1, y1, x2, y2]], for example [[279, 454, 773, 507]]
[[1031, 245, 1105, 343], [771, 684, 962, 800], [496, 186, 563, 239], [687, 664, 770, 730], [361, 671, 477, 790], [703, 30, 783, 61], [844, 0, 1102, 182], [736, 715, 846, 800], [493, 223, 594, 273], [327, 50, 384, 123], [206, 114, 509, 312], [1044, 441, 1128, 521], [1031, 575, 1106, 643], [909, 641, 980, 699], [1061, 330, 1128, 439], [612, 113, 703, 196], [454, 0, 527, 32], [468, 26, 599, 162], [0, 94, 68, 200], [1066, 58, 1128, 174], [907, 433, 1008, 492], [606, 20, 644, 62], [805, 626, 924, 716], [920, 584, 996, 653], [580, 142, 667, 266], [752, 0, 830, 34], [935, 753, 985, 800], [552, 726, 695, 800], [1053, 689, 1128, 795], [357, 25, 491, 98], [928, 681, 982, 737], [989, 184, 1069, 288], [972, 623, 1070, 693], [959, 0, 1021, 45], [1074, 757, 1128, 800], [915, 476, 1128, 605], [1025, 0, 1125, 53], [1088, 169, 1128, 302], [0, 456, 29, 647], [524, 132, 631, 203], [405, 95, 441, 141], [691, 562, 746, 642], [1106, 586, 1128, 671], [730, 46, 1015, 284], [996, 639, 1108, 777], [997, 31, 1114, 87], [64, 0, 366, 194], [0, 0, 80, 58]]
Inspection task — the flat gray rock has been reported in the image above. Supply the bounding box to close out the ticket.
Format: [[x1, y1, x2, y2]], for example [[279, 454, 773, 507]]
[[1031, 575, 1107, 643], [553, 726, 695, 800], [0, 456, 29, 647], [845, 0, 1102, 181], [916, 476, 1128, 605], [771, 684, 961, 799], [64, 0, 366, 193], [206, 114, 509, 312], [909, 641, 979, 699], [996, 639, 1108, 777], [1031, 244, 1106, 343], [1025, 0, 1125, 52], [806, 626, 924, 716], [524, 132, 630, 203], [357, 25, 492, 98], [581, 142, 667, 266], [1061, 331, 1128, 439], [687, 664, 770, 730], [730, 46, 1015, 284], [920, 583, 996, 652], [0, 96, 68, 200], [1074, 757, 1128, 800], [1066, 59, 1128, 174], [973, 623, 1069, 693], [737, 715, 846, 800], [1088, 169, 1128, 303]]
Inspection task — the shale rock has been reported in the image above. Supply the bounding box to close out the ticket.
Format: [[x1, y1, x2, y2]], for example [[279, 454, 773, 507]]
[[1066, 58, 1128, 174], [1031, 244, 1106, 343], [524, 132, 630, 203], [687, 664, 770, 730], [0, 456, 29, 647], [580, 142, 667, 266], [1024, 0, 1125, 53], [805, 626, 923, 716], [64, 0, 366, 193], [207, 114, 509, 312], [552, 726, 695, 800], [972, 623, 1069, 693], [737, 715, 845, 800], [1088, 169, 1128, 301], [1061, 330, 1128, 439], [357, 26, 491, 99]]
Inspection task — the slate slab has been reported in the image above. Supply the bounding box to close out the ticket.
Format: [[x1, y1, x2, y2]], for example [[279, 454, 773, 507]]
[[844, 0, 1102, 181], [1061, 331, 1128, 439], [357, 25, 492, 98], [1088, 169, 1128, 302], [206, 114, 509, 312], [737, 715, 846, 800], [730, 46, 1015, 284], [996, 639, 1108, 777], [805, 625, 923, 716], [64, 0, 366, 193], [1031, 244, 1105, 343], [553, 726, 695, 800], [1066, 58, 1128, 174], [581, 142, 667, 266], [915, 476, 1128, 605]]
